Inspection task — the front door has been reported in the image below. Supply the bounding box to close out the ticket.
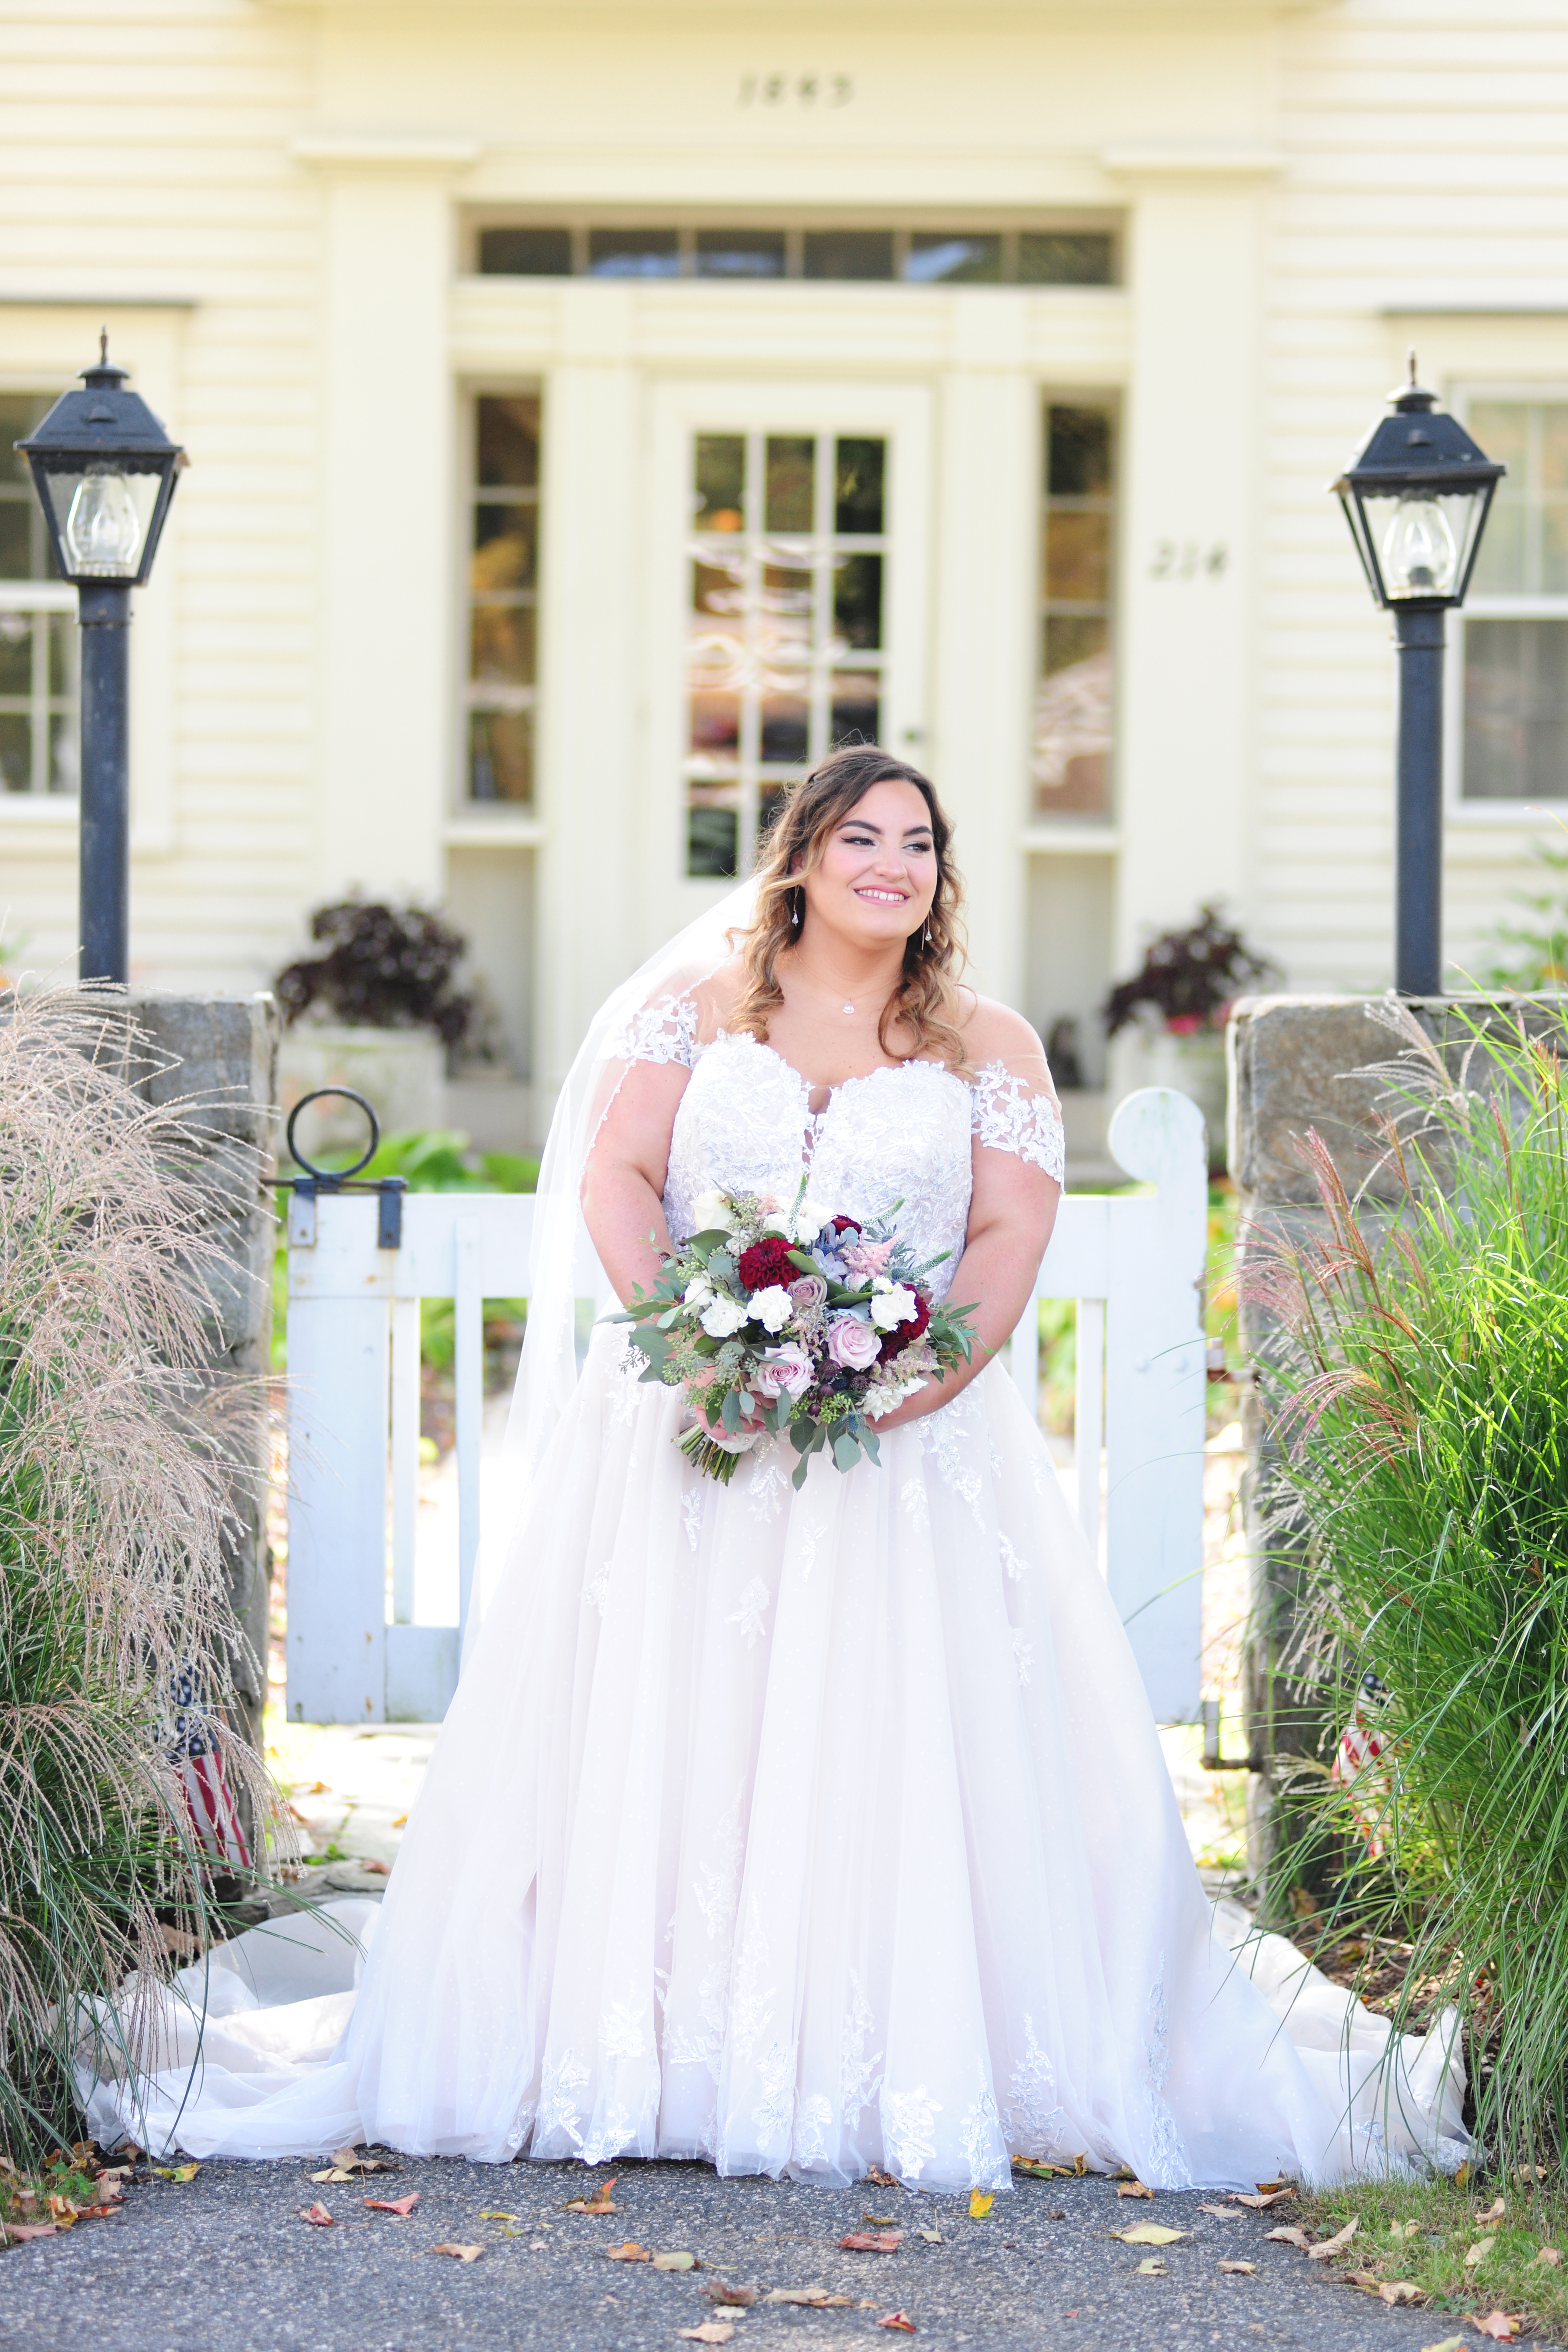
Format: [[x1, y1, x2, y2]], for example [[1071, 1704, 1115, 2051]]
[[647, 381, 932, 891]]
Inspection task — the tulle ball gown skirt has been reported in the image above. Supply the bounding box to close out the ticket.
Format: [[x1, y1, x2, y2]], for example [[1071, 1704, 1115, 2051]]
[[85, 1331, 1467, 2190]]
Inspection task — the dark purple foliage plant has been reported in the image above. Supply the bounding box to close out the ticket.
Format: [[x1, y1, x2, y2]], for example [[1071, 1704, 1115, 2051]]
[[1103, 903, 1277, 1039], [273, 900, 474, 1049]]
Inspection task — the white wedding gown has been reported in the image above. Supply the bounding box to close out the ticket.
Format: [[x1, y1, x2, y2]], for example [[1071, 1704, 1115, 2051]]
[[83, 1019, 1468, 2190]]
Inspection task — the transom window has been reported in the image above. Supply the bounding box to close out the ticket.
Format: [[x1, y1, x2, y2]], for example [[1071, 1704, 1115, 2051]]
[[0, 391, 78, 799], [1461, 395, 1568, 802], [473, 220, 1119, 288], [684, 431, 887, 878], [1034, 399, 1117, 820], [466, 392, 539, 806]]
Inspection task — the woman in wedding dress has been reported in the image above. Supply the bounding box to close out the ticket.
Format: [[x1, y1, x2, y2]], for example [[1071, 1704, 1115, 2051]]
[[85, 749, 1467, 2191]]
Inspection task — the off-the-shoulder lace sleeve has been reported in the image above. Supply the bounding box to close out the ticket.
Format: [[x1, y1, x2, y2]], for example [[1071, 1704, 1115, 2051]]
[[970, 1059, 1066, 1185], [605, 992, 701, 1070]]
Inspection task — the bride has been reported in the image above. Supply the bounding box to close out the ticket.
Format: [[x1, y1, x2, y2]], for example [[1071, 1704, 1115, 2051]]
[[86, 748, 1467, 2190]]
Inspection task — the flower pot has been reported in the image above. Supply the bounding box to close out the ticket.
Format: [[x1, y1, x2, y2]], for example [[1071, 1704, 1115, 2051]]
[[278, 1025, 446, 1159], [1110, 1025, 1228, 1173]]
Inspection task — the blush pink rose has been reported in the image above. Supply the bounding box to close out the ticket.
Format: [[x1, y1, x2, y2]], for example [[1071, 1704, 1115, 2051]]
[[826, 1312, 881, 1372], [752, 1342, 813, 1401], [789, 1274, 828, 1314]]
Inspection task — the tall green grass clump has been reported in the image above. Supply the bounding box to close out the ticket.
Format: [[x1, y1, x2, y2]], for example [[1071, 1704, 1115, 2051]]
[[1246, 999, 1568, 2169], [0, 993, 289, 2157]]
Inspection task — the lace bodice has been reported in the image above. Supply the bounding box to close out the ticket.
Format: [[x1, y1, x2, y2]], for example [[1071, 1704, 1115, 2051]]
[[607, 1004, 1064, 1304]]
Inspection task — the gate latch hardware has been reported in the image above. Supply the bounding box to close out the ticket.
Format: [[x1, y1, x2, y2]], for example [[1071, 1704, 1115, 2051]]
[[267, 1086, 408, 1250]]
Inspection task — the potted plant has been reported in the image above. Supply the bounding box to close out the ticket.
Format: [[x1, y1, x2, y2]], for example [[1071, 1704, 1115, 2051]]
[[273, 899, 475, 1158], [1103, 904, 1276, 1168]]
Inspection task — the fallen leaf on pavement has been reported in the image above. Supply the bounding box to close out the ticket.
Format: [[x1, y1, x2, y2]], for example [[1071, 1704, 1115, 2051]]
[[310, 2168, 357, 2184], [299, 2204, 335, 2226], [654, 2251, 700, 2271], [1232, 2188, 1294, 2209], [1419, 2337, 1467, 2351], [1218, 2260, 1257, 2275], [153, 2164, 199, 2183], [476, 2209, 515, 2221], [1464, 2236, 1496, 2270], [606, 2242, 650, 2262], [1, 2223, 57, 2242], [331, 2146, 394, 2173], [918, 2228, 941, 2244], [1013, 2159, 1061, 2180], [1256, 2179, 1290, 2195], [1379, 2281, 1424, 2305], [677, 2328, 733, 2346], [1477, 2197, 1507, 2225], [841, 2233, 903, 2253], [1306, 2218, 1358, 2262], [878, 2315, 918, 2332], [432, 2243, 483, 2262], [1134, 2257, 1166, 2275], [565, 2178, 617, 2215], [1532, 2247, 1562, 2267], [866, 2167, 900, 2189], [1346, 2270, 1382, 2290], [1113, 2223, 1187, 2246], [1265, 2226, 1312, 2251], [1117, 2180, 1155, 2200], [1198, 2204, 1237, 2219], [704, 2284, 757, 2305], [1473, 2317, 1520, 2342], [765, 2290, 856, 2307], [364, 2194, 419, 2216], [865, 2212, 900, 2226], [969, 2190, 993, 2220], [1072, 2155, 1087, 2174]]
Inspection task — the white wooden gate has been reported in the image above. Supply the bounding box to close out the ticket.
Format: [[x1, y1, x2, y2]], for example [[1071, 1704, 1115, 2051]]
[[285, 1087, 1208, 1726]]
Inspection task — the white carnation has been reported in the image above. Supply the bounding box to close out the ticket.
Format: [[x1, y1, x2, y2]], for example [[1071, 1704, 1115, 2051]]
[[869, 1283, 919, 1332], [699, 1295, 748, 1338], [683, 1274, 714, 1308], [792, 1197, 832, 1245], [749, 1284, 794, 1335]]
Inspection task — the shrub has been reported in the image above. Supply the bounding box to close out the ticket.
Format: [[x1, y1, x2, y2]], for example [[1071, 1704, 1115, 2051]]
[[273, 899, 474, 1048], [1245, 1001, 1568, 2167], [0, 994, 289, 2156], [1104, 903, 1276, 1038]]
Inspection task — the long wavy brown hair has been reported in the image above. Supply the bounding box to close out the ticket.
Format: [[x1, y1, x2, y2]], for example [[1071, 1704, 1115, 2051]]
[[728, 746, 970, 1068]]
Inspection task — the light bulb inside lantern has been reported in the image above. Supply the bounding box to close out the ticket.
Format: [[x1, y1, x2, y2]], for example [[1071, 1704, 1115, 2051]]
[[64, 474, 143, 574], [1380, 496, 1458, 599]]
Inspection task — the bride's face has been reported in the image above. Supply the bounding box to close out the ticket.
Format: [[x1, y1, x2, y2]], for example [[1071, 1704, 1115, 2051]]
[[796, 780, 939, 951]]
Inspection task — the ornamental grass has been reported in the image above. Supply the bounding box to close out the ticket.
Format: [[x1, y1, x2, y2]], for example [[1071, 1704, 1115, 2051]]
[[0, 992, 289, 2158], [1244, 999, 1568, 2172]]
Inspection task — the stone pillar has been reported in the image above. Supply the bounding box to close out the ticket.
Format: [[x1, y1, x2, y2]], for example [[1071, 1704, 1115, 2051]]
[[116, 993, 280, 1751]]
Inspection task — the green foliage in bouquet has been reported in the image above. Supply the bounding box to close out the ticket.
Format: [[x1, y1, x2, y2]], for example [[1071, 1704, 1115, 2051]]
[[1245, 1001, 1568, 2167]]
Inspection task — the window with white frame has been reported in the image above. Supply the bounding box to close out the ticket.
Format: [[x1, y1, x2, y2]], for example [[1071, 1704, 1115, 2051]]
[[1460, 394, 1568, 802], [0, 392, 78, 798], [465, 391, 539, 807]]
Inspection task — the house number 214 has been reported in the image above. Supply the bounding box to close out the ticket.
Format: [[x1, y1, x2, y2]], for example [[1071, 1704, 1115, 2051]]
[[1150, 540, 1229, 579]]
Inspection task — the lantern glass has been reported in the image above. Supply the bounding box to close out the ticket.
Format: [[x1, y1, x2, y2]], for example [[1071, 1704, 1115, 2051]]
[[39, 465, 164, 582], [1358, 487, 1491, 603]]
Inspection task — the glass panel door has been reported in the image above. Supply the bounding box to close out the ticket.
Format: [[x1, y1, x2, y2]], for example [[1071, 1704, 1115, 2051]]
[[652, 383, 929, 886], [684, 430, 891, 876]]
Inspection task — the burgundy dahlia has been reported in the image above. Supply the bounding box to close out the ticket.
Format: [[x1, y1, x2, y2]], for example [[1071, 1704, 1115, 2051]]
[[737, 1234, 799, 1293], [830, 1215, 861, 1236], [878, 1289, 931, 1362]]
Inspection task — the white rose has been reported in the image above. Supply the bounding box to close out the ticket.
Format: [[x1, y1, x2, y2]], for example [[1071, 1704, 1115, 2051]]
[[699, 1295, 748, 1338], [792, 1197, 832, 1246], [683, 1274, 714, 1308], [749, 1284, 794, 1335], [869, 1283, 919, 1332], [690, 1188, 733, 1233]]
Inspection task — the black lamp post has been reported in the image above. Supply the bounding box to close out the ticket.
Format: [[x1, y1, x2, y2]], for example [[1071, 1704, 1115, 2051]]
[[1330, 357, 1504, 997], [14, 334, 186, 986]]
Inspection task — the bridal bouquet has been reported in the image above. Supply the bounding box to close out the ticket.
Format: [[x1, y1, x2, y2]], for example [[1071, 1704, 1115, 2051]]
[[617, 1181, 978, 1487]]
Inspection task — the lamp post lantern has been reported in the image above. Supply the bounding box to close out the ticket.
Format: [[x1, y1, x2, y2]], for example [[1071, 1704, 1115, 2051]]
[[1330, 356, 1504, 997], [15, 334, 186, 986]]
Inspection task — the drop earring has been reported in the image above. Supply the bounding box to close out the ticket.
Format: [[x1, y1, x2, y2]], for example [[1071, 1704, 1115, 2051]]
[[791, 893, 801, 927], [923, 926, 932, 947]]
